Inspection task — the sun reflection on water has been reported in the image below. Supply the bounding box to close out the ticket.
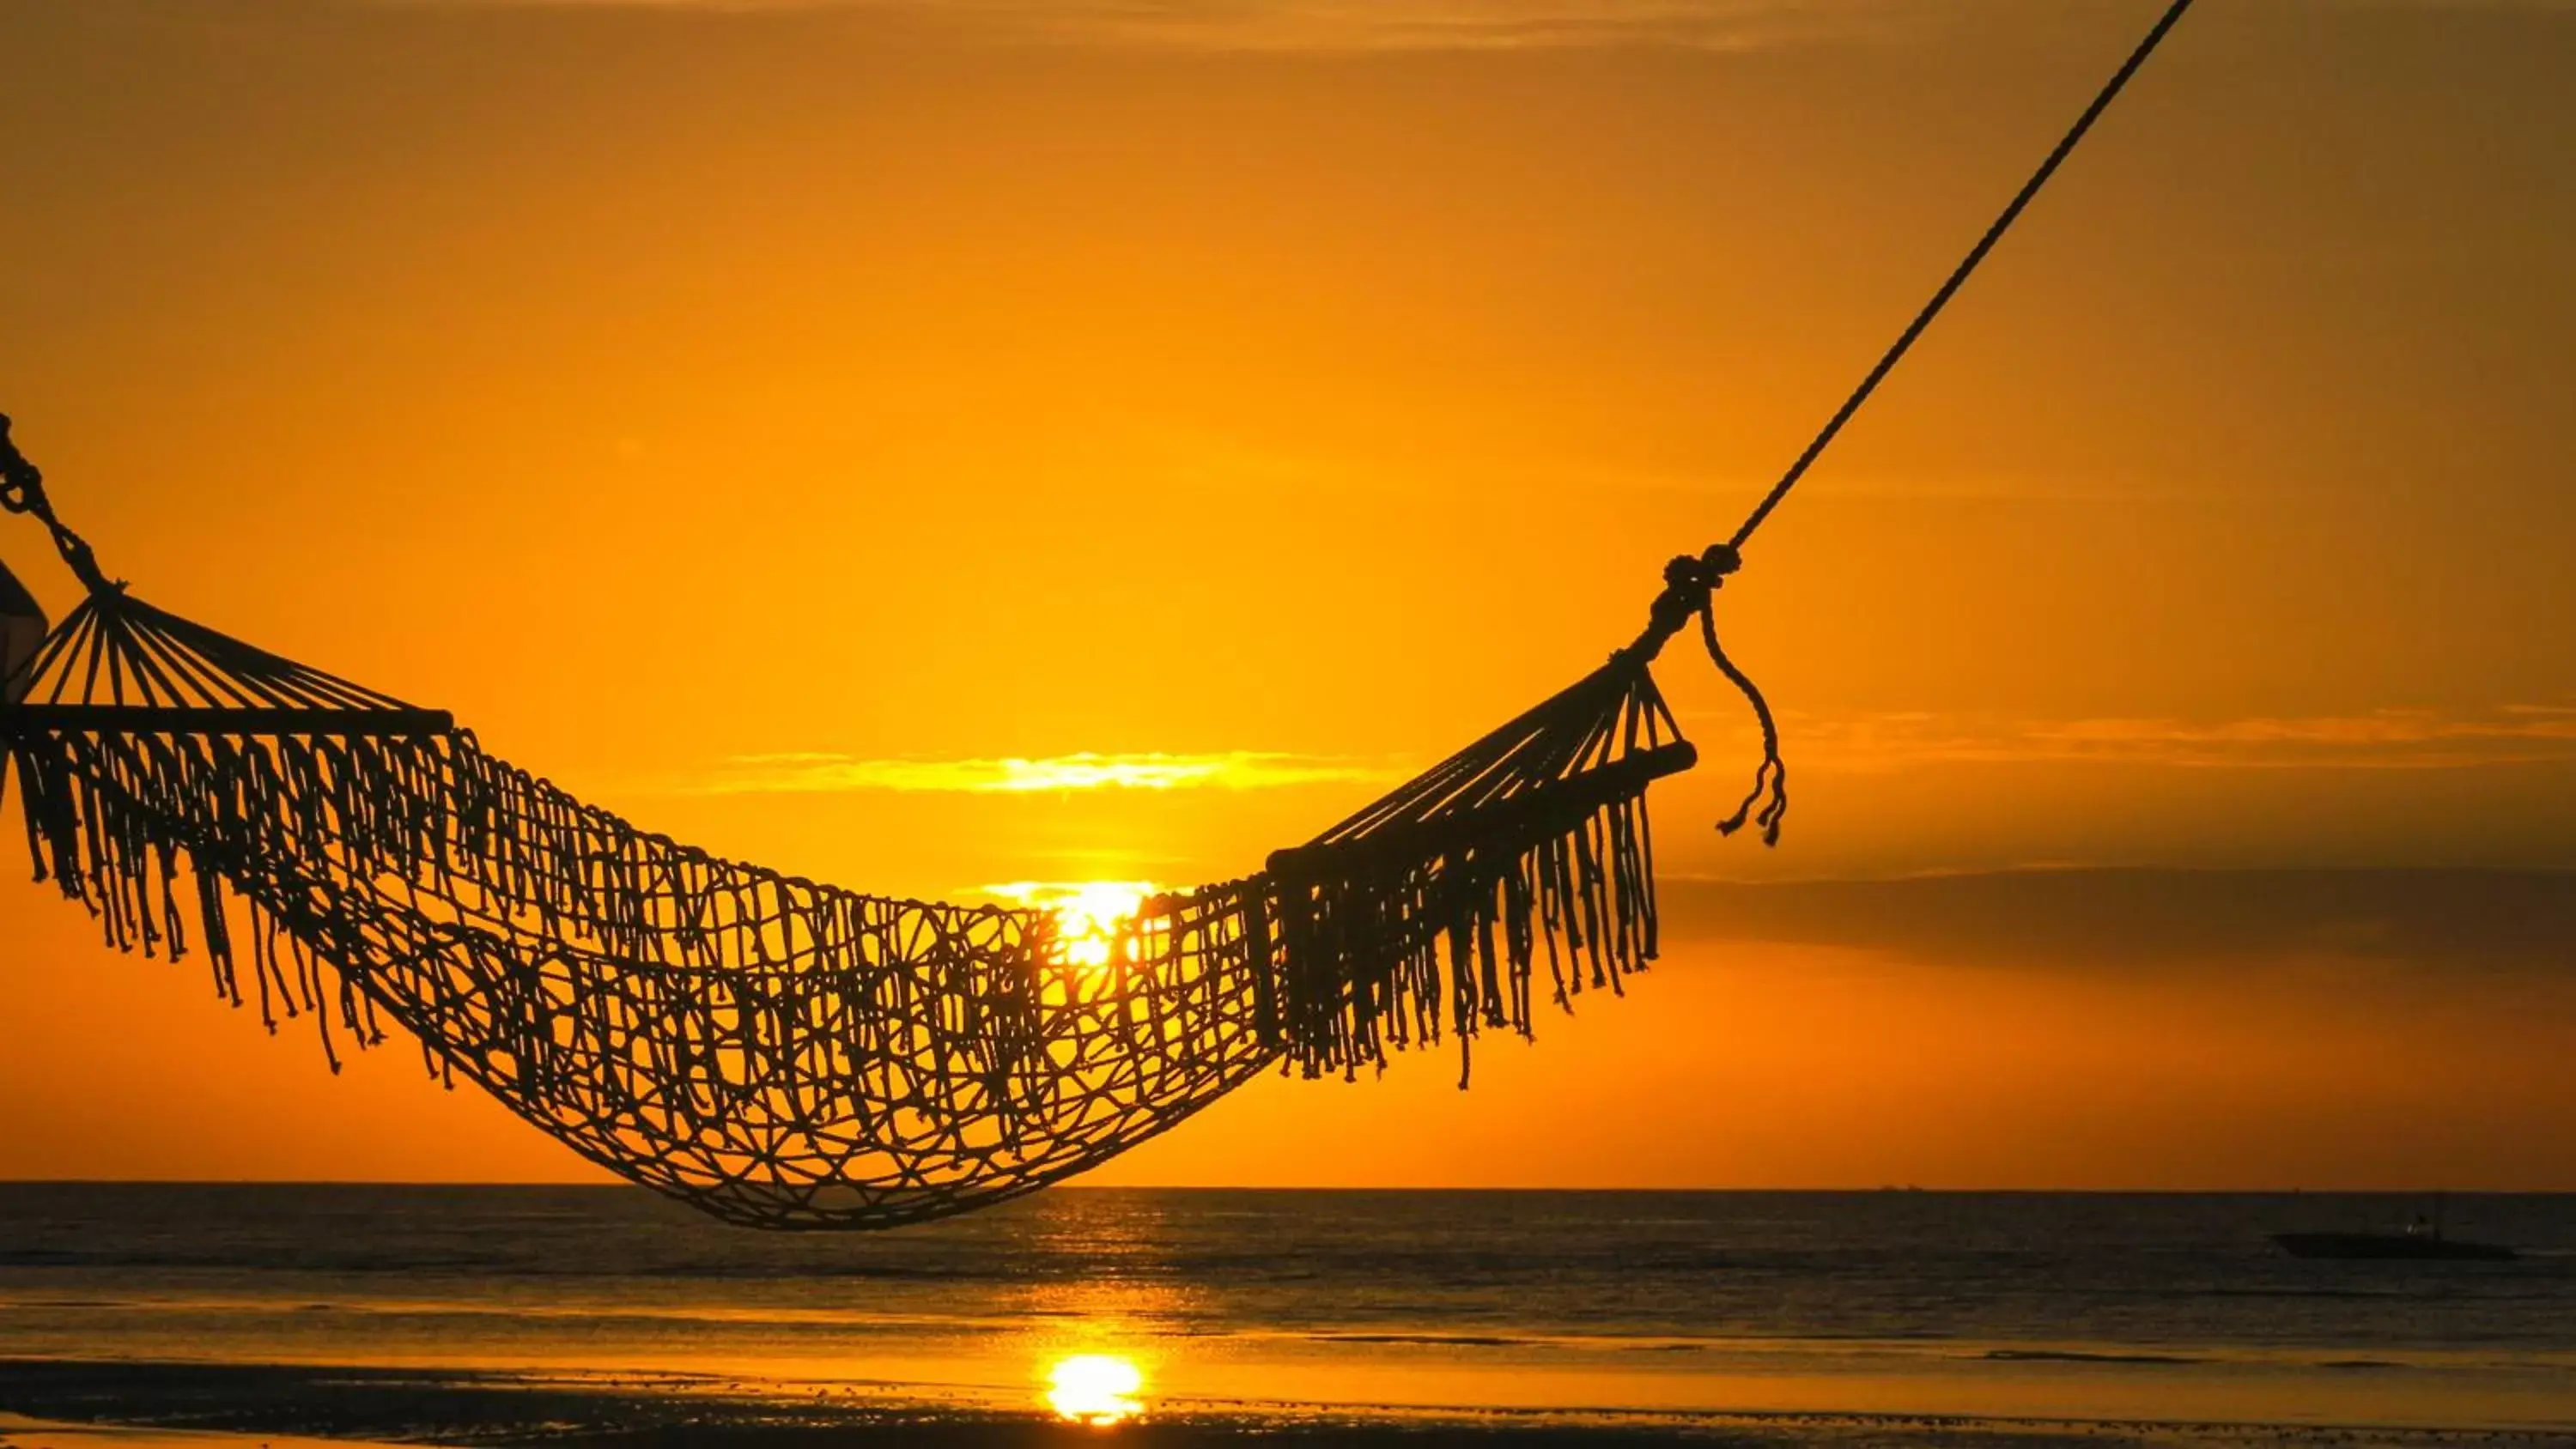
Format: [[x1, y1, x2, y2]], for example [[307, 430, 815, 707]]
[[1045, 1352, 1145, 1426]]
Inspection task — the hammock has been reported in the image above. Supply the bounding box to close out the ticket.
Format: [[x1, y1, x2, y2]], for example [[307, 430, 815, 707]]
[[0, 0, 2194, 1231]]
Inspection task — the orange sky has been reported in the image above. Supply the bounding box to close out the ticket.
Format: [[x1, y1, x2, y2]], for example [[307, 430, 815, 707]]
[[3, 0, 2573, 1188]]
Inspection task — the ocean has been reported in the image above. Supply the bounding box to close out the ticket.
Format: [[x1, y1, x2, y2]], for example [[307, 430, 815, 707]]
[[1, 1185, 2571, 1446]]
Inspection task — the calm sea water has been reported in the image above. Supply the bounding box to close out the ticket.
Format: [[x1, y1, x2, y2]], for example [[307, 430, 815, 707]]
[[2, 1186, 2572, 1434]]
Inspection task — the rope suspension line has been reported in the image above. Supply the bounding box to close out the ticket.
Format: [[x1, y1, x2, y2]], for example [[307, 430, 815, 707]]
[[1645, 0, 2199, 845], [1729, 0, 2202, 553]]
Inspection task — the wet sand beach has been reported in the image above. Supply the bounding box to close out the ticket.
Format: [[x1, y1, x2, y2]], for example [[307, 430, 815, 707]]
[[5, 1364, 2572, 1449]]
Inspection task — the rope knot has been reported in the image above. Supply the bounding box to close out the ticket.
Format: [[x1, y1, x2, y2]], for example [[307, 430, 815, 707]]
[[1658, 543, 1741, 597], [0, 413, 115, 596], [0, 415, 41, 517], [1634, 543, 1743, 658], [1621, 544, 1787, 846]]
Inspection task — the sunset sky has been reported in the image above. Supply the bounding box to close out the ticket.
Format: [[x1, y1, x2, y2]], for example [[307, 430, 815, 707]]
[[2, 0, 2572, 1190]]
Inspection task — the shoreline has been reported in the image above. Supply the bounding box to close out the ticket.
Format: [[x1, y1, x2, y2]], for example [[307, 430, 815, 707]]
[[2, 1360, 2568, 1449]]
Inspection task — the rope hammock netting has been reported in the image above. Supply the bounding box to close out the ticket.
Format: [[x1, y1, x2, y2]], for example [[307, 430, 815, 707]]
[[0, 0, 2196, 1230]]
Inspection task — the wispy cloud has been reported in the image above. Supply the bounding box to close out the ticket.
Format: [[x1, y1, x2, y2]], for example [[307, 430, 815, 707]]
[[683, 749, 1401, 796], [979, 0, 1919, 53], [402, 0, 1929, 52], [1724, 705, 2576, 773], [398, 0, 2576, 52]]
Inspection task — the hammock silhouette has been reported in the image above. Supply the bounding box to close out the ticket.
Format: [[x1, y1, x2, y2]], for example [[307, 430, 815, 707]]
[[2, 556, 1697, 1228], [0, 0, 2195, 1230]]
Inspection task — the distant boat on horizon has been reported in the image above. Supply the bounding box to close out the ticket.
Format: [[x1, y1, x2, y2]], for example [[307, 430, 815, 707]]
[[2273, 1203, 2517, 1262], [2272, 1230, 2516, 1261]]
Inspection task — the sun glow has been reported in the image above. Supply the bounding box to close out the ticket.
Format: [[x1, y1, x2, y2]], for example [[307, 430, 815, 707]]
[[982, 881, 1160, 972], [1045, 1353, 1145, 1427], [691, 750, 1396, 796]]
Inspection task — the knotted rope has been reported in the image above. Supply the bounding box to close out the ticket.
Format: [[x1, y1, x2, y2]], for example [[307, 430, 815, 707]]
[[0, 415, 111, 597], [1651, 0, 2199, 845]]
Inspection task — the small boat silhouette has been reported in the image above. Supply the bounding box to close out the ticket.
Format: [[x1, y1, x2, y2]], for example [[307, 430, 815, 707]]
[[2273, 1201, 2516, 1262], [2272, 1230, 2516, 1262]]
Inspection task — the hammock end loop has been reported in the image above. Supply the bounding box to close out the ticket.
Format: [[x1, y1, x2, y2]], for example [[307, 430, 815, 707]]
[[0, 414, 27, 506], [0, 413, 116, 597], [1623, 543, 1742, 666]]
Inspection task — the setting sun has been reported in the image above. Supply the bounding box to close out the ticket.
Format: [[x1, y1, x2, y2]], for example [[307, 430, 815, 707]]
[[985, 881, 1160, 972], [1045, 1353, 1145, 1427]]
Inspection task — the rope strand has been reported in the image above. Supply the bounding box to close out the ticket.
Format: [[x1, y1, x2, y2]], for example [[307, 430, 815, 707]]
[[1729, 0, 2201, 553], [1646, 0, 2201, 846]]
